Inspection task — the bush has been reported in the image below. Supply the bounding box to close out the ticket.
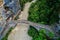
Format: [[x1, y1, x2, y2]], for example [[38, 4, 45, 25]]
[[28, 0, 60, 25]]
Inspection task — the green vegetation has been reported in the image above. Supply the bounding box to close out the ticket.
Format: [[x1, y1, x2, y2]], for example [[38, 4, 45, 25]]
[[28, 0, 60, 40], [19, 0, 32, 11], [28, 0, 60, 25], [39, 29, 54, 39], [28, 26, 55, 40], [28, 26, 39, 37], [57, 37, 60, 40], [2, 27, 13, 40]]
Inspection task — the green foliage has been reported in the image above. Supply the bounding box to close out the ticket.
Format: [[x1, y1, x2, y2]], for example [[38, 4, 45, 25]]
[[39, 29, 54, 38], [48, 31, 55, 38], [2, 27, 13, 40], [19, 0, 32, 11], [28, 0, 60, 25], [28, 26, 39, 37], [28, 26, 55, 40], [57, 37, 60, 40]]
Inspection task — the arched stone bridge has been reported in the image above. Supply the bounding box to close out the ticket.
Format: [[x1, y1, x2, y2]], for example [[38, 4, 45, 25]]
[[0, 20, 59, 40]]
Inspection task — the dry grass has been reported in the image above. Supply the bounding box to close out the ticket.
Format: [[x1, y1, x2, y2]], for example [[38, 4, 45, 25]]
[[0, 0, 3, 6]]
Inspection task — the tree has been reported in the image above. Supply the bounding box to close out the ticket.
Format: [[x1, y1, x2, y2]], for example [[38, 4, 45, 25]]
[[28, 0, 60, 25], [28, 26, 55, 40]]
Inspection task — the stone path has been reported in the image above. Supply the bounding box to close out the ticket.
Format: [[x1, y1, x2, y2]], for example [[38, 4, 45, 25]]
[[8, 0, 36, 40]]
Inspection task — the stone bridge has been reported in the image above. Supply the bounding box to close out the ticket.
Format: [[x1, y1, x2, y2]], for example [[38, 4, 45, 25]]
[[0, 20, 58, 40]]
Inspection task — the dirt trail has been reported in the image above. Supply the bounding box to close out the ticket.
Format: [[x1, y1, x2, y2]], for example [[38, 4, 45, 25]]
[[8, 1, 35, 40]]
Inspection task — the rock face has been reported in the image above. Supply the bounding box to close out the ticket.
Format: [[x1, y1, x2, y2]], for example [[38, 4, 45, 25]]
[[3, 0, 21, 14]]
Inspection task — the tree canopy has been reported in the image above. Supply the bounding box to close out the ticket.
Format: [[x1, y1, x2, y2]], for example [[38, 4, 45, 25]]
[[28, 26, 55, 40], [28, 0, 60, 25]]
